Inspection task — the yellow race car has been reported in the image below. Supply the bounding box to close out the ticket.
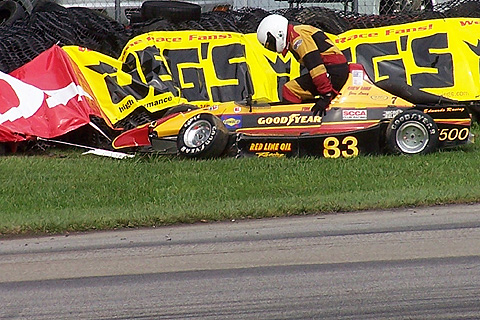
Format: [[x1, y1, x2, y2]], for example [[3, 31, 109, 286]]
[[112, 64, 473, 159]]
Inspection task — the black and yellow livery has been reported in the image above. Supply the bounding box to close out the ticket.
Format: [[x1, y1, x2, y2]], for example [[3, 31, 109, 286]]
[[112, 64, 473, 159]]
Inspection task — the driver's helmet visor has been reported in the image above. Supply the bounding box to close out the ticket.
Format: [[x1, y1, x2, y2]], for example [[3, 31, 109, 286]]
[[264, 32, 277, 52]]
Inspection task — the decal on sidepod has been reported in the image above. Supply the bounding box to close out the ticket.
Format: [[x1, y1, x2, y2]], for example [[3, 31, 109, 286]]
[[222, 115, 242, 128]]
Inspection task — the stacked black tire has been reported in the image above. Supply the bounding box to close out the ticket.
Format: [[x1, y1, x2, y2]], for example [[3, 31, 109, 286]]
[[131, 0, 480, 35], [0, 0, 130, 73], [1, 0, 479, 74]]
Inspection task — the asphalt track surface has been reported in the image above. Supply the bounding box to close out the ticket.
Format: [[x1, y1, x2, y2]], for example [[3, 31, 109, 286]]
[[1, 204, 480, 319]]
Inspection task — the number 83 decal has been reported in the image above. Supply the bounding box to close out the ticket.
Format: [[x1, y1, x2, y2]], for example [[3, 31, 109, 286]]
[[323, 136, 359, 158]]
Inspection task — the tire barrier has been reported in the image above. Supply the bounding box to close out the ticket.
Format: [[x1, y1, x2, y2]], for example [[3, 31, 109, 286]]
[[140, 0, 201, 23], [1, 0, 478, 74], [0, 0, 26, 26], [112, 0, 480, 34], [0, 1, 130, 73], [131, 0, 480, 35]]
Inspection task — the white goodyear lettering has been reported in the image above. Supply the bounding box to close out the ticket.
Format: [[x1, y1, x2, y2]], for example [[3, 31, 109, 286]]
[[257, 114, 321, 126], [179, 114, 217, 154], [342, 109, 368, 120]]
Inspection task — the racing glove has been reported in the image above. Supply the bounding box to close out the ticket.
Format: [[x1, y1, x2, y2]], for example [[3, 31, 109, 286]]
[[311, 92, 333, 117]]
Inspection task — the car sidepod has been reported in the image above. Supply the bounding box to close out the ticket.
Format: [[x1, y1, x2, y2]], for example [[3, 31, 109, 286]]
[[237, 125, 384, 158], [418, 105, 472, 150], [236, 105, 472, 158]]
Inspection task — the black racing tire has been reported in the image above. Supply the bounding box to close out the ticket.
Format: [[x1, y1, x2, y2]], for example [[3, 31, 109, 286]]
[[0, 0, 26, 26], [141, 0, 201, 23], [163, 104, 199, 118], [385, 110, 439, 155], [177, 113, 229, 159]]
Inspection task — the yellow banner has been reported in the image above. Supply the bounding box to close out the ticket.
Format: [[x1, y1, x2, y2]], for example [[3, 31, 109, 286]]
[[118, 32, 300, 105], [64, 46, 186, 126], [65, 19, 480, 126], [65, 32, 300, 126], [330, 18, 480, 101]]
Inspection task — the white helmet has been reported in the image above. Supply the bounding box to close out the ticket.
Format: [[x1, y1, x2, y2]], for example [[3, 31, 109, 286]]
[[256, 14, 289, 53]]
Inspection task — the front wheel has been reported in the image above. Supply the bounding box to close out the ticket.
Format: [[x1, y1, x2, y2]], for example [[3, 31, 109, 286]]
[[177, 113, 229, 159], [385, 110, 439, 155]]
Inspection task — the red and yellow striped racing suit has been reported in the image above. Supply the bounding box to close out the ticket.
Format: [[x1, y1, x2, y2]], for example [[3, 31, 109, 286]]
[[282, 23, 349, 103]]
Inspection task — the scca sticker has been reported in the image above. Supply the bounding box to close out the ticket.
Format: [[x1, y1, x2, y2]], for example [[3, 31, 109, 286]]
[[222, 115, 242, 128], [342, 109, 368, 120]]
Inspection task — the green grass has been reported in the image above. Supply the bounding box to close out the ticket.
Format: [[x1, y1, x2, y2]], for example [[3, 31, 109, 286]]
[[1, 127, 480, 236]]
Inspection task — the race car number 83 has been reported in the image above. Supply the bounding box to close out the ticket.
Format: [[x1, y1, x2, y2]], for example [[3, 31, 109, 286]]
[[323, 136, 359, 158]]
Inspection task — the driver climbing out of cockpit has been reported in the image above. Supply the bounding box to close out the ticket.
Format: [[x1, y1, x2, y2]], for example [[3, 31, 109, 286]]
[[256, 14, 349, 116]]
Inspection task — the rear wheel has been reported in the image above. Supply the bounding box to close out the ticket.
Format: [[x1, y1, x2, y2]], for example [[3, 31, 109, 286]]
[[386, 110, 438, 155], [177, 113, 229, 159]]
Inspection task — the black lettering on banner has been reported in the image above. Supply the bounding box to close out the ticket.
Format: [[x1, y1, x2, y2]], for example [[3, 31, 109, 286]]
[[356, 42, 411, 98], [465, 39, 480, 56], [103, 76, 124, 104], [465, 40, 480, 79], [400, 35, 408, 52], [120, 53, 148, 100], [341, 47, 352, 62], [377, 58, 408, 95], [411, 33, 453, 87], [267, 56, 292, 101], [211, 43, 253, 102], [87, 61, 117, 74], [163, 48, 210, 102], [201, 43, 209, 60], [136, 46, 180, 96], [87, 46, 180, 104], [355, 35, 454, 101], [87, 62, 126, 104], [378, 58, 407, 82], [356, 41, 399, 82]]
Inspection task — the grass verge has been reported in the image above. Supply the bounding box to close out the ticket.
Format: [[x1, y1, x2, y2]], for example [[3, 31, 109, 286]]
[[1, 126, 480, 236]]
